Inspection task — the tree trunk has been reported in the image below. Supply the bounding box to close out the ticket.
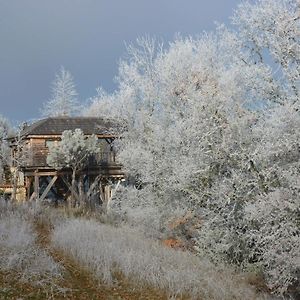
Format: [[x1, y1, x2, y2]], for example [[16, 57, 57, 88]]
[[86, 175, 101, 209], [71, 168, 77, 207], [78, 174, 85, 207]]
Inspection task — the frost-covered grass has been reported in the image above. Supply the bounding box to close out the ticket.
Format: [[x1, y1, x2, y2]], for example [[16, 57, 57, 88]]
[[52, 218, 271, 300], [0, 199, 62, 288]]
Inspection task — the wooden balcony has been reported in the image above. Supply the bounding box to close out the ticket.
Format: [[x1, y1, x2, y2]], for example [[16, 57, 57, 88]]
[[20, 147, 122, 174]]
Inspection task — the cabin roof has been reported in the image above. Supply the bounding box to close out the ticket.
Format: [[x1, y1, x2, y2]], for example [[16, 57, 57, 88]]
[[20, 117, 118, 137]]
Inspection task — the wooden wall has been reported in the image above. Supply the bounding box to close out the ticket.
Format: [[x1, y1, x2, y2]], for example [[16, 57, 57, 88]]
[[30, 138, 48, 166], [22, 137, 116, 168]]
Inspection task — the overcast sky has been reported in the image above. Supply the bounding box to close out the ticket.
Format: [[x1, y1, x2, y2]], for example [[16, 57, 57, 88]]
[[0, 0, 242, 124]]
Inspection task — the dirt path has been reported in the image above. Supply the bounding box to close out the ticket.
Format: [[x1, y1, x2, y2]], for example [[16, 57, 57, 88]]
[[33, 220, 169, 300]]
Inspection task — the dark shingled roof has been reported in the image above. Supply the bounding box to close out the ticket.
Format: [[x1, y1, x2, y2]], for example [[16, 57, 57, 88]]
[[20, 117, 118, 136]]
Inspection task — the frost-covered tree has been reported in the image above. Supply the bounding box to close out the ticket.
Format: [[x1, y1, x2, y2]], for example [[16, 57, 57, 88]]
[[232, 0, 300, 102], [42, 66, 79, 117], [90, 32, 275, 208], [10, 125, 34, 201], [0, 115, 11, 183], [47, 129, 99, 206], [86, 0, 299, 296]]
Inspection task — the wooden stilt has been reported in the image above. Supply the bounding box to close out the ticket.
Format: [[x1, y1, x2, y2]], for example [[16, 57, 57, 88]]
[[104, 185, 111, 212], [26, 177, 33, 201], [99, 182, 105, 205], [86, 175, 101, 199], [106, 180, 121, 212], [61, 176, 80, 203], [34, 172, 39, 200], [39, 176, 58, 202]]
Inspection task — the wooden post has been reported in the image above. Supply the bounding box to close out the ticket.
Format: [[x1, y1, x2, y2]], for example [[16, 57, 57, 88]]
[[106, 180, 121, 213], [105, 185, 112, 212], [101, 184, 112, 213], [99, 182, 105, 205], [34, 172, 39, 200], [39, 175, 58, 202], [61, 175, 80, 205], [25, 177, 33, 201]]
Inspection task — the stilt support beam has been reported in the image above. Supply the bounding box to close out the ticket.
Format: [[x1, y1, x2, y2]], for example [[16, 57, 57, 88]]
[[39, 176, 58, 202], [34, 172, 39, 200]]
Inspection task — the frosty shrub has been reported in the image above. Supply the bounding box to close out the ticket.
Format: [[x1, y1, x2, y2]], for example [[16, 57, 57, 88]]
[[108, 185, 171, 238], [244, 189, 300, 295], [47, 128, 99, 170], [47, 128, 99, 207], [0, 199, 62, 287], [52, 218, 271, 300]]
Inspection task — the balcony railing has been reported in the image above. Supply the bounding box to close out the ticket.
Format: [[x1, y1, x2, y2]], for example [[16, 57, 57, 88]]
[[20, 148, 117, 168]]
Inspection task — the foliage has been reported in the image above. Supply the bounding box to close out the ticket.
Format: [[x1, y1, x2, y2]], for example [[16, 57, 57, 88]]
[[245, 189, 300, 295], [47, 128, 99, 171], [47, 128, 99, 206], [232, 0, 300, 100], [42, 66, 79, 117], [86, 0, 300, 296]]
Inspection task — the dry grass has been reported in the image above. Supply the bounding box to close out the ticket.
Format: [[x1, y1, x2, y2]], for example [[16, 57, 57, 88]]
[[0, 200, 62, 291], [52, 218, 272, 300], [0, 200, 276, 299], [34, 211, 174, 299], [0, 200, 172, 299]]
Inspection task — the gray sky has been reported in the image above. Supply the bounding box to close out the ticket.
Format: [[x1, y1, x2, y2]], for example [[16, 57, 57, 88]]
[[0, 0, 241, 124]]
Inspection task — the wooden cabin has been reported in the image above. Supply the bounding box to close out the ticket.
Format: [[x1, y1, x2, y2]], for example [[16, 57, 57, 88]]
[[7, 117, 124, 205]]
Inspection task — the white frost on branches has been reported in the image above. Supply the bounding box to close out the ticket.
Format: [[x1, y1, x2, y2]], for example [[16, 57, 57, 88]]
[[42, 66, 79, 117], [47, 129, 98, 171], [0, 115, 11, 183], [47, 129, 99, 206], [232, 0, 300, 100], [86, 0, 299, 296]]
